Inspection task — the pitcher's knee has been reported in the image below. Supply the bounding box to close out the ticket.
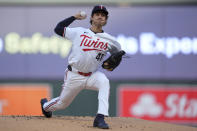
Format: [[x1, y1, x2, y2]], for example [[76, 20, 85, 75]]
[[98, 76, 109, 86], [93, 72, 110, 90]]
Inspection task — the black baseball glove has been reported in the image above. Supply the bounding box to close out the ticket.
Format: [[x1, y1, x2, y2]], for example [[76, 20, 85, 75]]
[[102, 50, 125, 71]]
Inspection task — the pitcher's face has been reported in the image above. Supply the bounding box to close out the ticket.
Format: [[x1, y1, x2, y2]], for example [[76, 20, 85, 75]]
[[91, 12, 107, 27]]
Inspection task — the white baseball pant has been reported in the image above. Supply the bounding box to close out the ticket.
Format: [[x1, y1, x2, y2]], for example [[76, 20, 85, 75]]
[[43, 69, 110, 116]]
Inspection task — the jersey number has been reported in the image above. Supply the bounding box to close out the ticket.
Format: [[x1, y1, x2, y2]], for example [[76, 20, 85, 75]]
[[96, 53, 104, 61]]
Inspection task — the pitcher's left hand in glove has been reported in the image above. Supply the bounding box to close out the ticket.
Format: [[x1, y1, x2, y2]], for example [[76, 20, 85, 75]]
[[102, 50, 125, 71]]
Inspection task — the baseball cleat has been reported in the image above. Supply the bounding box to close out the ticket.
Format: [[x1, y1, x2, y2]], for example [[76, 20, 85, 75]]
[[93, 114, 109, 129], [40, 98, 52, 118]]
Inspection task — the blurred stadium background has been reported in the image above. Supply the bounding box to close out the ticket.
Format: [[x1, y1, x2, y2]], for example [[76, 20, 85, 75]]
[[0, 0, 197, 127]]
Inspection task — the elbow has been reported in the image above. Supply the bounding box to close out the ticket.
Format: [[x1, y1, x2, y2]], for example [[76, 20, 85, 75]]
[[54, 26, 64, 36], [54, 27, 59, 35]]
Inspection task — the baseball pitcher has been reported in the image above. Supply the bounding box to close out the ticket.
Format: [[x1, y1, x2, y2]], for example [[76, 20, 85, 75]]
[[40, 5, 125, 129]]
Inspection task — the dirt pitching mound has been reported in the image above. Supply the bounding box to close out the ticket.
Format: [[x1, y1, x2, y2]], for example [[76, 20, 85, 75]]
[[0, 116, 196, 131]]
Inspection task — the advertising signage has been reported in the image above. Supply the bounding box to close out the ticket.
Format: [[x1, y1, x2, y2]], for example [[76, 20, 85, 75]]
[[118, 85, 197, 123]]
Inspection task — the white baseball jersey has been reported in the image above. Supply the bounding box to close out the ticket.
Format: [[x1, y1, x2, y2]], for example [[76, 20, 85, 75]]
[[64, 27, 121, 73]]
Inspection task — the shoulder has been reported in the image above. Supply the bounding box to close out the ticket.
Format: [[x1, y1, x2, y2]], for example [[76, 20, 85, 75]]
[[102, 32, 117, 41], [66, 27, 87, 33], [74, 27, 86, 30], [70, 27, 86, 31], [98, 32, 119, 46], [99, 32, 121, 51]]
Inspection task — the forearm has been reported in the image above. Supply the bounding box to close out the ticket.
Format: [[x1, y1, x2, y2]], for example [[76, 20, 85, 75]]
[[54, 16, 76, 36]]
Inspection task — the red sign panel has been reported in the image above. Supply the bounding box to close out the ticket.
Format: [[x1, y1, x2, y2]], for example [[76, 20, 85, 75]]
[[118, 85, 197, 123]]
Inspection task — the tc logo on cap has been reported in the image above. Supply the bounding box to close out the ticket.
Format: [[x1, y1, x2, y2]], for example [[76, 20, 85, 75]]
[[91, 5, 108, 16]]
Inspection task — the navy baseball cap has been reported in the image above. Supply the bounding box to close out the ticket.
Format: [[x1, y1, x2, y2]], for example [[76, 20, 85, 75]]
[[91, 5, 108, 16]]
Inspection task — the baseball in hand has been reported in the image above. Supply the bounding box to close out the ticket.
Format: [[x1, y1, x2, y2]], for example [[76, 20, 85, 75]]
[[80, 11, 86, 17]]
